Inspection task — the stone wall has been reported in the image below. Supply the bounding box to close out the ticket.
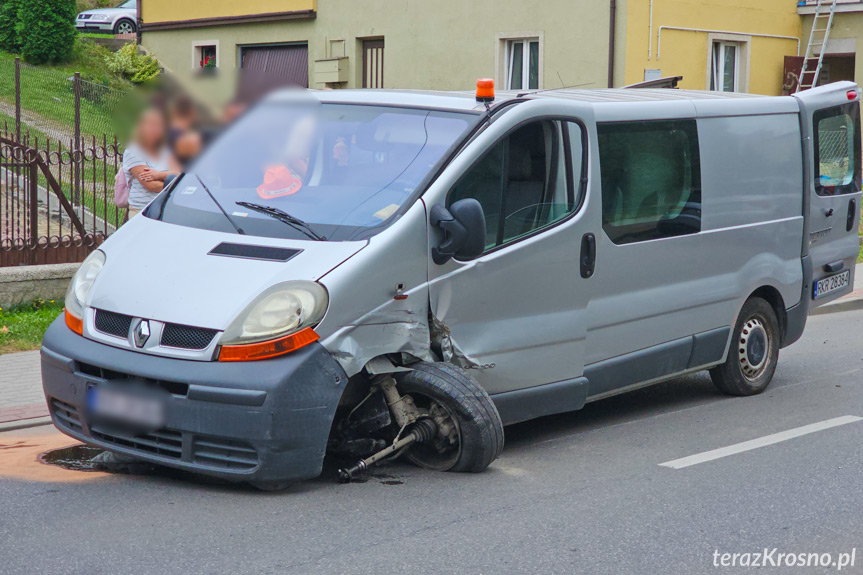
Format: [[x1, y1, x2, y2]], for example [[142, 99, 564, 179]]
[[0, 264, 79, 308]]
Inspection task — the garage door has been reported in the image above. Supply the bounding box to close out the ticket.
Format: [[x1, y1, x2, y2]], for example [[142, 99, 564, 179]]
[[241, 44, 309, 88]]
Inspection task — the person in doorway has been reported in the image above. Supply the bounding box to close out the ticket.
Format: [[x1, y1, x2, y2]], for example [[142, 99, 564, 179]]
[[123, 108, 179, 218]]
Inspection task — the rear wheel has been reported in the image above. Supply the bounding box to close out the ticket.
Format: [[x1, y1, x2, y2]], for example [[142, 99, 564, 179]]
[[395, 362, 504, 473], [710, 297, 780, 396], [113, 19, 136, 34]]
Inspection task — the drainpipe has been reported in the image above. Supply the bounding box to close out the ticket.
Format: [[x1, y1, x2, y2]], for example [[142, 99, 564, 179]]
[[136, 0, 142, 45], [608, 0, 616, 88]]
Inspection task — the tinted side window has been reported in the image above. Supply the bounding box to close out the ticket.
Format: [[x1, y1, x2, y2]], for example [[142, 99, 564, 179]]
[[448, 120, 582, 252], [598, 119, 702, 245], [815, 104, 861, 196]]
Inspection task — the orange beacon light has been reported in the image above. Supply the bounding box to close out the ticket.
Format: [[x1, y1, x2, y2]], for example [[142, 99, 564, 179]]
[[476, 78, 495, 102]]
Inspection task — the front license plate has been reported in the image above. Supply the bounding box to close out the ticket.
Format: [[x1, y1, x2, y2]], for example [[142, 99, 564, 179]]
[[813, 270, 851, 299], [86, 386, 165, 427]]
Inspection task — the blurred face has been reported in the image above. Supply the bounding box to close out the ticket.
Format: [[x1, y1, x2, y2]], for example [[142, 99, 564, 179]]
[[175, 130, 203, 163], [137, 111, 165, 150]]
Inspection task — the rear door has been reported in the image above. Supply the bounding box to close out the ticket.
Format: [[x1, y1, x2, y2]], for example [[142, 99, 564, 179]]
[[795, 82, 862, 306]]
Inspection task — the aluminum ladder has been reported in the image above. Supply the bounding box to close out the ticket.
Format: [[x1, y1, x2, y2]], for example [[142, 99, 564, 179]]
[[796, 0, 839, 92]]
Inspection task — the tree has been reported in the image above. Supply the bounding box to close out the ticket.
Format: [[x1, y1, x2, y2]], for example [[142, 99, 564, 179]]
[[0, 0, 22, 52], [19, 0, 77, 64]]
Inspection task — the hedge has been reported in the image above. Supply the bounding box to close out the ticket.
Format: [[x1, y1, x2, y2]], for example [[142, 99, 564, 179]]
[[0, 0, 22, 52], [19, 0, 78, 64]]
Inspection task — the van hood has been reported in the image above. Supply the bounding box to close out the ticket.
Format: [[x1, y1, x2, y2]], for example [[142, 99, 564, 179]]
[[88, 217, 365, 330]]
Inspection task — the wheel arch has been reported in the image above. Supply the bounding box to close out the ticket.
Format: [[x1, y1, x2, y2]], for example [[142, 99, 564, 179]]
[[747, 285, 788, 345]]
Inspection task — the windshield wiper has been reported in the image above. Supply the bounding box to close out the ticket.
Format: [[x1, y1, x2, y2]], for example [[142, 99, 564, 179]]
[[235, 201, 327, 241], [195, 175, 246, 235]]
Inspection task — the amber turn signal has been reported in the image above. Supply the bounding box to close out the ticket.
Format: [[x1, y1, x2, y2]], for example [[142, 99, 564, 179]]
[[218, 327, 320, 362], [476, 78, 495, 102], [64, 308, 83, 335]]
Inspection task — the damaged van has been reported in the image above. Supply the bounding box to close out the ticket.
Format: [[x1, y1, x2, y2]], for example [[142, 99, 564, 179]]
[[41, 81, 861, 488]]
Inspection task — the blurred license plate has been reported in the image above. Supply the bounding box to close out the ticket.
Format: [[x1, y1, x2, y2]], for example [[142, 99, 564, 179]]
[[813, 270, 851, 299], [86, 387, 164, 427]]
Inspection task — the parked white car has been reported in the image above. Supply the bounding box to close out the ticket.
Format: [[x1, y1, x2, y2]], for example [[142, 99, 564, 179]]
[[76, 0, 137, 35]]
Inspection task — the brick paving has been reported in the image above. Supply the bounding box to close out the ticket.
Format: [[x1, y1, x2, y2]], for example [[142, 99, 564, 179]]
[[0, 350, 48, 425]]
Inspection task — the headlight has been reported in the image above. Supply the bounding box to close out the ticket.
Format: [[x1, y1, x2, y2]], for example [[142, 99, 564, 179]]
[[220, 281, 328, 346], [90, 14, 109, 20], [65, 250, 105, 320]]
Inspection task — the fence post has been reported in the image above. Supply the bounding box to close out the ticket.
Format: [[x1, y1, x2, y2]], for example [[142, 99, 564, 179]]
[[29, 162, 38, 265], [73, 72, 81, 203], [14, 57, 20, 141]]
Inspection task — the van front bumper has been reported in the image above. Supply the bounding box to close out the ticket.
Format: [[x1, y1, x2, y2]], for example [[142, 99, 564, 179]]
[[40, 317, 348, 484]]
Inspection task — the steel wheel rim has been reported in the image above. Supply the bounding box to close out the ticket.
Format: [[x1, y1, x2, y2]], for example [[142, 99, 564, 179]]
[[738, 318, 770, 381], [404, 393, 462, 471]]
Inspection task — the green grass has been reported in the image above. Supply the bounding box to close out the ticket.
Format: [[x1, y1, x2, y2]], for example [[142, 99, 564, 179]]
[[0, 300, 64, 354], [79, 33, 114, 39], [0, 39, 133, 139], [858, 220, 863, 263]]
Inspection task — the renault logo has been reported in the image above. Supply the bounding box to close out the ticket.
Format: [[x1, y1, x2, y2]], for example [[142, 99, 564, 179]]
[[133, 319, 150, 348]]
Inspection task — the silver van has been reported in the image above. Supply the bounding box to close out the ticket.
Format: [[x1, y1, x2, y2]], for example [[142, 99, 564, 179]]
[[41, 81, 861, 489]]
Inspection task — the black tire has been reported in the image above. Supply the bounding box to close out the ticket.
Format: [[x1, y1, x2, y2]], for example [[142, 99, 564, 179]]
[[710, 297, 780, 396], [395, 362, 504, 473], [113, 19, 136, 35]]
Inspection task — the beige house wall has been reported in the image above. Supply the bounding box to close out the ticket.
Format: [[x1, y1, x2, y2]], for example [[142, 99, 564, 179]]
[[142, 0, 618, 109]]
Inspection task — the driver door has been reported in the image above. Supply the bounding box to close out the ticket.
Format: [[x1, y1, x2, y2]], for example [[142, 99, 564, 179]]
[[425, 103, 598, 404]]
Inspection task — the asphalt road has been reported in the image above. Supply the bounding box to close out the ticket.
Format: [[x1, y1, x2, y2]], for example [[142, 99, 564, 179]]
[[2, 309, 863, 575]]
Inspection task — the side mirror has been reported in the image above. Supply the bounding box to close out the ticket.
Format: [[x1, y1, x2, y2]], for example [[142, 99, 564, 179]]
[[430, 199, 486, 265]]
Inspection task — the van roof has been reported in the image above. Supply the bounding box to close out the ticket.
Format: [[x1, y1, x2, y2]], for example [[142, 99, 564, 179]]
[[271, 83, 854, 119], [298, 87, 774, 114]]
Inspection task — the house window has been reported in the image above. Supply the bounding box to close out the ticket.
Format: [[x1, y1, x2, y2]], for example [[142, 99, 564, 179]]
[[711, 41, 739, 92], [194, 44, 217, 69], [362, 39, 384, 89], [505, 39, 540, 91]]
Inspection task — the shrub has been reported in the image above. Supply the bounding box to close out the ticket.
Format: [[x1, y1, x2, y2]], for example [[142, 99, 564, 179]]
[[105, 43, 161, 84], [19, 0, 77, 64], [0, 0, 22, 52]]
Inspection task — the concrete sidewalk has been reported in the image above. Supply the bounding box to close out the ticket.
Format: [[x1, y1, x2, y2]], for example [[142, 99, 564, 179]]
[[0, 350, 49, 431]]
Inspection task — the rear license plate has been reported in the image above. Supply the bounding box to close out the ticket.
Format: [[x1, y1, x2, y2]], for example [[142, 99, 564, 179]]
[[813, 270, 851, 299], [86, 386, 165, 427]]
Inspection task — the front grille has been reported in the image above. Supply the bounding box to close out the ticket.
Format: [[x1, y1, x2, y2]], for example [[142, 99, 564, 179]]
[[51, 399, 82, 432], [161, 323, 218, 350], [193, 436, 259, 471], [92, 428, 183, 459], [94, 309, 133, 338]]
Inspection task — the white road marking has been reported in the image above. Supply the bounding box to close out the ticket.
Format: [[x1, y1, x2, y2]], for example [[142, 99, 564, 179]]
[[659, 415, 863, 469]]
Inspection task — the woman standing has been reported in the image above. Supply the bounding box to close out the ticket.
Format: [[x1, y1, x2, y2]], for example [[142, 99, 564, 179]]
[[123, 108, 178, 218]]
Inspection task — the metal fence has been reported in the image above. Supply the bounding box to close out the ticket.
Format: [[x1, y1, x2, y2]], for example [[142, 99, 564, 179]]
[[0, 125, 126, 267], [0, 56, 128, 144]]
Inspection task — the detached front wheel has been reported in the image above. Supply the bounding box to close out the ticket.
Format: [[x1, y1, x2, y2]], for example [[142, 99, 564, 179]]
[[395, 362, 504, 473], [710, 297, 780, 396]]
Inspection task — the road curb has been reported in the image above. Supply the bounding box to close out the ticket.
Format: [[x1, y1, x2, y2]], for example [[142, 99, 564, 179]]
[[0, 416, 52, 433], [811, 296, 863, 316]]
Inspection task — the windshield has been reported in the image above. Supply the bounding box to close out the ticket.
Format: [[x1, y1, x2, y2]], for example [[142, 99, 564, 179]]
[[116, 0, 136, 8], [152, 102, 478, 241]]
